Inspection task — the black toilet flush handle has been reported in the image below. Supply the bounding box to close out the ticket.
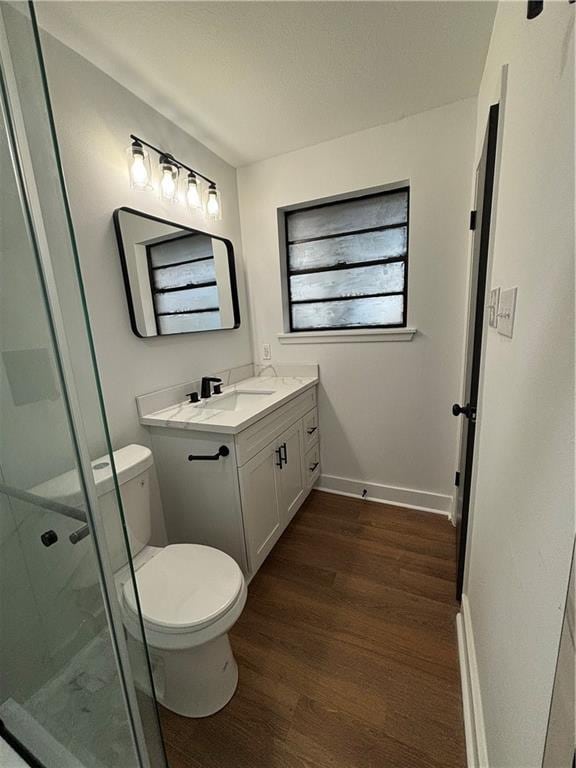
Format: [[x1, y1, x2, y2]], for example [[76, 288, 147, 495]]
[[187, 445, 230, 462]]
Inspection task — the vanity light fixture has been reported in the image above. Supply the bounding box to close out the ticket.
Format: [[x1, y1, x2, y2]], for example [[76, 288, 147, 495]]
[[127, 134, 221, 218], [127, 139, 151, 190]]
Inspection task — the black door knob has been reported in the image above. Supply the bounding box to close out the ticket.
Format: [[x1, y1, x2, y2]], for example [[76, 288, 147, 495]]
[[452, 403, 474, 419]]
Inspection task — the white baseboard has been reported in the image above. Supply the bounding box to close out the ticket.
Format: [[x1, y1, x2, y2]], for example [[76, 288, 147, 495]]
[[457, 594, 489, 767], [316, 473, 452, 516], [457, 612, 478, 767]]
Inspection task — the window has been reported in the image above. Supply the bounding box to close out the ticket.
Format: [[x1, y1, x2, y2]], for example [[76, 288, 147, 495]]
[[147, 232, 221, 334], [283, 187, 409, 332]]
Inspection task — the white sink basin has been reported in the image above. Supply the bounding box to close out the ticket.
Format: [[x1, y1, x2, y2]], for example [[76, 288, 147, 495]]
[[197, 389, 276, 412]]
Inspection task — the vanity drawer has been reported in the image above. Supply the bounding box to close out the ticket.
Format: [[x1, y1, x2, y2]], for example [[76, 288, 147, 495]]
[[304, 443, 320, 488], [302, 408, 319, 450], [235, 388, 316, 467]]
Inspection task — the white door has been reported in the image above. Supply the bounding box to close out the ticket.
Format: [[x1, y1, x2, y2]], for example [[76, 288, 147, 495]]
[[238, 442, 281, 573], [276, 420, 306, 526]]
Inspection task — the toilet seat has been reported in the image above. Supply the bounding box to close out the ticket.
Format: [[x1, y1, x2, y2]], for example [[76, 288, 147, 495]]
[[123, 544, 244, 637]]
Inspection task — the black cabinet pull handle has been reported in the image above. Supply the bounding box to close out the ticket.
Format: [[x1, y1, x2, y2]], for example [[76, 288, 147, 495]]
[[307, 426, 318, 435], [275, 447, 283, 468], [309, 462, 319, 472], [188, 445, 230, 461], [281, 442, 288, 464]]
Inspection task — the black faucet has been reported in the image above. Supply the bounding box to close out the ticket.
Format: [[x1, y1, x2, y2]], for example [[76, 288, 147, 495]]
[[200, 376, 222, 399]]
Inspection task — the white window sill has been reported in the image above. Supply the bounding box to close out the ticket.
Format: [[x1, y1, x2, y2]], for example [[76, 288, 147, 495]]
[[277, 328, 417, 344]]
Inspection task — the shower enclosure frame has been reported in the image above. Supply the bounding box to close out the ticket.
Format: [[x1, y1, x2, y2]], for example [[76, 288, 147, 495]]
[[0, 3, 168, 766]]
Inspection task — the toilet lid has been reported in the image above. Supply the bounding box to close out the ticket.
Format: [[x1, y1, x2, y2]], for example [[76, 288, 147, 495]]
[[123, 544, 244, 632]]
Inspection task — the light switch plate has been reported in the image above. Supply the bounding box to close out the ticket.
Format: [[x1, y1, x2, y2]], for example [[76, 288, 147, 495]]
[[497, 287, 517, 338], [488, 286, 500, 328]]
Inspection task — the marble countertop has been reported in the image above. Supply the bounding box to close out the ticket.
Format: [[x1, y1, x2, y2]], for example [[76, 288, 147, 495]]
[[139, 375, 318, 434]]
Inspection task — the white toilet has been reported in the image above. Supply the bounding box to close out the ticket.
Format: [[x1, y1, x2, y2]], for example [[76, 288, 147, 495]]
[[34, 444, 247, 718]]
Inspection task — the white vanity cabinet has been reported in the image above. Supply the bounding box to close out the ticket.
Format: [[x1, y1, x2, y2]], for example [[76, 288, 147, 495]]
[[148, 385, 319, 580]]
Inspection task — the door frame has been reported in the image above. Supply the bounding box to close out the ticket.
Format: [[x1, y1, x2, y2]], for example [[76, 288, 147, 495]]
[[455, 102, 499, 600], [455, 66, 508, 600]]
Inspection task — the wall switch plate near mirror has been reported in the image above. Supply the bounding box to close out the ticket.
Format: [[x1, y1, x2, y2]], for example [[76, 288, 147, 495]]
[[113, 208, 241, 338], [497, 286, 517, 338]]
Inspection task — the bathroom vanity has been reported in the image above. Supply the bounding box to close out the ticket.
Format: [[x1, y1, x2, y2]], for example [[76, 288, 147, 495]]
[[138, 367, 319, 579]]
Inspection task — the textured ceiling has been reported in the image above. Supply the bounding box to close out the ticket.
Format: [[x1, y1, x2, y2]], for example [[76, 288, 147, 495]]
[[38, 1, 496, 167]]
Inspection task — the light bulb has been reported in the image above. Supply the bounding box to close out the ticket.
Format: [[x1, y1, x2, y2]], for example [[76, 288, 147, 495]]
[[206, 184, 220, 219], [186, 173, 202, 209], [161, 168, 176, 199], [127, 140, 151, 190], [159, 157, 178, 201], [131, 153, 148, 187]]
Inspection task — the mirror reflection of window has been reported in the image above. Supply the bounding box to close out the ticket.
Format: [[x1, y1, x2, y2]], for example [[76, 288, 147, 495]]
[[148, 234, 222, 335], [113, 208, 240, 338]]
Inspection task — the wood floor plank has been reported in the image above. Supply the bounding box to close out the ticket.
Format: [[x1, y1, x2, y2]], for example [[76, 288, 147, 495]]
[[241, 577, 459, 681], [233, 607, 463, 714], [286, 696, 448, 768], [159, 490, 466, 768]]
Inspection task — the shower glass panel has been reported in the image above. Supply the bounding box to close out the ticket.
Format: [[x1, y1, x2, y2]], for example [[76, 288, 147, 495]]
[[0, 3, 166, 766]]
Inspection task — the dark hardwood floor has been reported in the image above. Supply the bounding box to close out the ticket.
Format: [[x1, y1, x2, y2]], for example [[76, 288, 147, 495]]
[[160, 490, 466, 768]]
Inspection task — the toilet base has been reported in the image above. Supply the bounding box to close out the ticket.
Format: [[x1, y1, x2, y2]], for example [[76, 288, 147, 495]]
[[154, 633, 239, 718]]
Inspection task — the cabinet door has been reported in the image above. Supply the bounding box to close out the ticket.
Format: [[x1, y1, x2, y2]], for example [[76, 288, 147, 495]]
[[238, 442, 282, 574], [276, 420, 306, 526]]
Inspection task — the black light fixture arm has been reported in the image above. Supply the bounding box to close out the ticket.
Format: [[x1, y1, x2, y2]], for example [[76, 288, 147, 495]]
[[130, 134, 216, 187]]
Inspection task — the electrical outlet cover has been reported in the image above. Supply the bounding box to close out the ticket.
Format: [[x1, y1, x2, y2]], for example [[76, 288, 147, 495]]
[[497, 287, 517, 338], [262, 343, 272, 360]]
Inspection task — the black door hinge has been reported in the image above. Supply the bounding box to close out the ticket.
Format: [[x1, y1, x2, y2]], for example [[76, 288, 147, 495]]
[[454, 471, 461, 487], [469, 210, 477, 230]]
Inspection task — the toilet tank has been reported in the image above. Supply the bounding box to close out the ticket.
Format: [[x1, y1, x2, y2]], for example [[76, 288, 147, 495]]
[[97, 444, 154, 569], [30, 444, 154, 572]]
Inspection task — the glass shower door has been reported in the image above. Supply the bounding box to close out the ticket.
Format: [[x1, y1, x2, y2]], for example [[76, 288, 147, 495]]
[[0, 3, 166, 766]]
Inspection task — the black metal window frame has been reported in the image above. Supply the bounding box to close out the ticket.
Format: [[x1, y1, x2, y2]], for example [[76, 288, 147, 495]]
[[146, 232, 221, 332], [283, 186, 410, 332]]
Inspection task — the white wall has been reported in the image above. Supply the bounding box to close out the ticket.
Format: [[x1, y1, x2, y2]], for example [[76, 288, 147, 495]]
[[238, 98, 477, 511], [464, 2, 574, 766], [40, 33, 253, 541]]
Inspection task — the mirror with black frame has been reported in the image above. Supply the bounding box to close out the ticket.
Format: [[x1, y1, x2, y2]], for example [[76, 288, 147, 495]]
[[113, 208, 240, 337]]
